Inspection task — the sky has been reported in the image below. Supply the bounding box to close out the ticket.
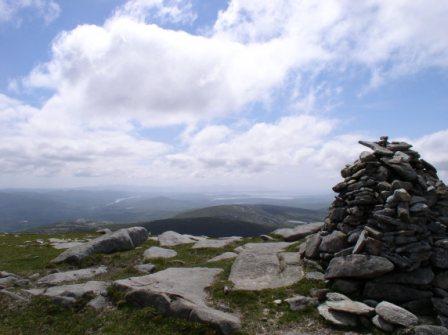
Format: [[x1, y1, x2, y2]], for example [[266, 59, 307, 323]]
[[0, 0, 447, 194]]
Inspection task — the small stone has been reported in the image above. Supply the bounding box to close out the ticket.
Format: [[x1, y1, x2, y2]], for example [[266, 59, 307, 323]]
[[284, 295, 318, 311], [134, 263, 156, 274], [375, 301, 419, 327], [433, 272, 448, 290], [372, 315, 395, 333], [143, 247, 177, 260], [317, 303, 358, 327]]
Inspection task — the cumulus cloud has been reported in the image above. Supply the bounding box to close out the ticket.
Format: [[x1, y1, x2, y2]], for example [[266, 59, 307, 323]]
[[0, 0, 60, 24], [2, 0, 448, 190], [115, 0, 197, 25]]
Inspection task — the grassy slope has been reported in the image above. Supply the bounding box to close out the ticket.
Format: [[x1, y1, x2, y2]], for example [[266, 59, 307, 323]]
[[0, 233, 379, 335]]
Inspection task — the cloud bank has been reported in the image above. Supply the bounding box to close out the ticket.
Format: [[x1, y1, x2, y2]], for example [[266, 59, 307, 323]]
[[1, 0, 448, 191]]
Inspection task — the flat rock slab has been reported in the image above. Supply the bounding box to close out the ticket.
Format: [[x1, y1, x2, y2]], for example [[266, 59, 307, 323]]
[[27, 281, 109, 300], [51, 227, 148, 264], [158, 231, 206, 247], [115, 267, 222, 306], [207, 252, 238, 263], [143, 247, 177, 260], [48, 238, 88, 250], [272, 222, 324, 241], [375, 301, 419, 327], [325, 254, 394, 279], [37, 266, 107, 285], [317, 303, 358, 327], [114, 268, 240, 334], [234, 242, 292, 254], [192, 237, 242, 249], [229, 242, 303, 291], [326, 300, 374, 316]]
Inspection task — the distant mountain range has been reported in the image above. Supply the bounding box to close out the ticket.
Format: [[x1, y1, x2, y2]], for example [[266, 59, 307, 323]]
[[0, 189, 330, 232], [175, 204, 325, 227]]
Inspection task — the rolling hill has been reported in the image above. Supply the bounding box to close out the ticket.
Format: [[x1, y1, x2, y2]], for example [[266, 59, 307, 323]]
[[175, 204, 326, 228]]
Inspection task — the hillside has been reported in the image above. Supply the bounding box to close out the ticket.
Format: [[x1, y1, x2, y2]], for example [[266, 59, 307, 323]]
[[136, 217, 276, 237], [175, 204, 326, 228]]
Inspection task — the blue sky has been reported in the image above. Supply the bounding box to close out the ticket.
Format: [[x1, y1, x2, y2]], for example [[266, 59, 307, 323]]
[[0, 0, 447, 193]]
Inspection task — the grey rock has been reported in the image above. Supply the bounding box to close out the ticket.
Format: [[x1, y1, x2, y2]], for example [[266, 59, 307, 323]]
[[433, 271, 448, 290], [304, 233, 322, 259], [27, 281, 109, 301], [432, 297, 448, 316], [431, 247, 448, 269], [229, 243, 303, 290], [0, 289, 29, 303], [87, 295, 111, 310], [284, 295, 318, 311], [37, 266, 108, 285], [305, 271, 325, 281], [372, 315, 395, 333], [332, 279, 362, 295], [373, 267, 434, 285], [51, 227, 148, 264], [114, 267, 240, 334], [143, 247, 177, 260], [192, 237, 242, 249], [364, 282, 433, 303], [326, 292, 351, 301], [158, 231, 203, 247], [326, 300, 374, 316], [134, 263, 156, 274], [260, 235, 274, 241], [375, 301, 419, 327], [412, 325, 448, 335], [325, 254, 394, 279], [272, 222, 324, 242], [317, 303, 358, 327], [359, 140, 394, 156], [207, 252, 238, 263], [319, 231, 347, 253]]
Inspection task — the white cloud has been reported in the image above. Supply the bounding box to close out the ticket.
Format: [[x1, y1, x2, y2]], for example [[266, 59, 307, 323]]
[[116, 0, 197, 25], [0, 0, 60, 24], [2, 0, 448, 190]]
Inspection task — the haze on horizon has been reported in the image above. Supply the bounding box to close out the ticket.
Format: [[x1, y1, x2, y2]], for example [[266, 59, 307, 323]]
[[1, 0, 448, 194]]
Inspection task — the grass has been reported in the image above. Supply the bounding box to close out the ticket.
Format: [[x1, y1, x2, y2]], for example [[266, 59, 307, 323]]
[[0, 232, 380, 335]]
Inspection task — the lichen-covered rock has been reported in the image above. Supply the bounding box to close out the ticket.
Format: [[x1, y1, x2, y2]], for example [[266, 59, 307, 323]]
[[325, 254, 394, 279], [375, 301, 419, 327]]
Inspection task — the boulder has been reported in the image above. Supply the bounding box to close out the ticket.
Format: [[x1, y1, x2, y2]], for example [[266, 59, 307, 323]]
[[51, 227, 148, 264], [319, 231, 347, 253], [229, 243, 303, 290], [272, 222, 324, 241], [37, 266, 108, 285], [158, 231, 203, 247], [433, 271, 448, 290], [325, 254, 394, 279], [143, 247, 177, 260], [375, 301, 419, 327]]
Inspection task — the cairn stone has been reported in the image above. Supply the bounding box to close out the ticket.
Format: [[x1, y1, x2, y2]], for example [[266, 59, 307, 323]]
[[301, 137, 448, 322]]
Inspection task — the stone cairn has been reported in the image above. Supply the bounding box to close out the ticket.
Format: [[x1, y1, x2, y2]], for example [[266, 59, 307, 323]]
[[302, 136, 448, 327]]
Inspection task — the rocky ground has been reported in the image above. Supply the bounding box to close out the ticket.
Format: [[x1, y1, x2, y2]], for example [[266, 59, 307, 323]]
[[0, 225, 445, 335]]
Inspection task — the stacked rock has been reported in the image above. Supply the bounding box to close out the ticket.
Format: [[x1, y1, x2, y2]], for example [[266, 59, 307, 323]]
[[301, 136, 448, 328]]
